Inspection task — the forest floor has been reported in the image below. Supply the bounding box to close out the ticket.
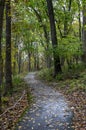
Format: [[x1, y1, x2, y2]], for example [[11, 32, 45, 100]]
[[0, 76, 32, 130], [16, 72, 73, 130]]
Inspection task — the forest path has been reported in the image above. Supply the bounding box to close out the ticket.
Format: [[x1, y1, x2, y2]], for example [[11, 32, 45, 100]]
[[16, 72, 73, 130]]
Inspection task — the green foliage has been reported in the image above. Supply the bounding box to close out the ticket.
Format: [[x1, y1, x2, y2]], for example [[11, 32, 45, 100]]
[[13, 75, 23, 87], [38, 63, 86, 82], [55, 73, 63, 81], [11, 0, 83, 75], [38, 68, 53, 81], [12, 75, 26, 93], [2, 97, 9, 104], [55, 69, 86, 94], [61, 63, 85, 80], [68, 79, 86, 92], [57, 36, 82, 59], [26, 89, 33, 104]]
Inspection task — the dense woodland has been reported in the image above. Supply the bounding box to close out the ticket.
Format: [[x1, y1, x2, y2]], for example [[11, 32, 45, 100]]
[[0, 0, 86, 129]]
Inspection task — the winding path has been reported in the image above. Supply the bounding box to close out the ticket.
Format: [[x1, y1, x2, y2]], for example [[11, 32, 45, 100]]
[[16, 73, 73, 130]]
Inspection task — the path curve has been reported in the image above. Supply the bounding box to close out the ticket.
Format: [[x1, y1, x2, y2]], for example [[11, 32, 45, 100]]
[[16, 73, 73, 130]]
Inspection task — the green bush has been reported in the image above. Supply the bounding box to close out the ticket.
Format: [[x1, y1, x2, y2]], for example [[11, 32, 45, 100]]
[[2, 97, 9, 104], [13, 75, 23, 87], [12, 75, 25, 93], [38, 68, 53, 81], [55, 73, 63, 81]]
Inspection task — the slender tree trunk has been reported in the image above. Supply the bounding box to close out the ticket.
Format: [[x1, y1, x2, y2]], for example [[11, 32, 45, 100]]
[[64, 13, 68, 36], [0, 0, 5, 112], [46, 55, 52, 68], [79, 10, 81, 41], [46, 0, 61, 76], [68, 0, 72, 11], [36, 43, 39, 70], [34, 53, 36, 71], [15, 36, 19, 74], [77, 0, 81, 41], [5, 0, 12, 95], [43, 26, 52, 68], [36, 56, 39, 70], [28, 52, 31, 72], [13, 36, 18, 75], [18, 51, 21, 74], [64, 0, 72, 37], [82, 1, 86, 64]]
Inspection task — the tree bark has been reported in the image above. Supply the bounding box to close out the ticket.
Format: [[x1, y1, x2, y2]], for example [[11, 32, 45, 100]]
[[0, 0, 5, 112], [18, 51, 22, 74], [5, 0, 12, 95], [34, 44, 39, 70], [82, 1, 86, 64], [46, 0, 61, 76], [77, 0, 81, 41], [28, 52, 31, 72], [64, 0, 72, 37]]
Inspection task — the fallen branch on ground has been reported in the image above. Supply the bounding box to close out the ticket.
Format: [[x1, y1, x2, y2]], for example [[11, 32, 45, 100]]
[[0, 90, 28, 130]]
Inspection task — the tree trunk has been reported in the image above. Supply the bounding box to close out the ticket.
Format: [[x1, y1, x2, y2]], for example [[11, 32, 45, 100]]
[[13, 35, 18, 75], [35, 43, 39, 70], [36, 56, 39, 70], [46, 56, 52, 68], [5, 0, 12, 95], [0, 0, 5, 112], [46, 0, 61, 76], [77, 0, 81, 41], [18, 51, 21, 74], [64, 0, 72, 37], [34, 55, 36, 71], [28, 52, 31, 72], [43, 25, 52, 68], [82, 2, 86, 64]]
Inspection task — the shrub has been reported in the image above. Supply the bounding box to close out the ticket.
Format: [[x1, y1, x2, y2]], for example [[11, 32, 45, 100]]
[[38, 68, 53, 81]]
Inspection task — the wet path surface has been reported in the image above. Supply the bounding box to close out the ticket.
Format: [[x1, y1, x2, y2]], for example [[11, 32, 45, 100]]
[[16, 73, 73, 130]]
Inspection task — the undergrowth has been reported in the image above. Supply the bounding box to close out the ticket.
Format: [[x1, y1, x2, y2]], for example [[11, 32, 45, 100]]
[[13, 75, 33, 104], [38, 64, 86, 93], [1, 75, 32, 114]]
